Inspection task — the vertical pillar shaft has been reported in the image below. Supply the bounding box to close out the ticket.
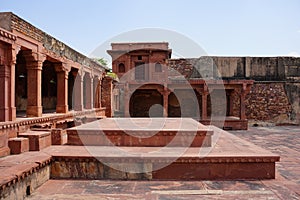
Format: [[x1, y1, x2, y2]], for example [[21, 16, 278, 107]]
[[74, 72, 83, 111], [124, 84, 130, 117], [93, 78, 99, 108], [98, 78, 102, 108], [240, 90, 246, 120], [163, 91, 169, 117], [26, 60, 43, 117], [55, 64, 70, 113], [201, 93, 208, 120], [0, 65, 9, 121], [9, 60, 16, 121]]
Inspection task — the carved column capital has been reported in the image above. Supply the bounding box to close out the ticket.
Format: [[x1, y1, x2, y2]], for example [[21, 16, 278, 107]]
[[54, 62, 71, 73]]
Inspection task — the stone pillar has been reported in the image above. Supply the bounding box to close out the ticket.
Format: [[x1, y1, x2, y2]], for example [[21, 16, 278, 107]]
[[55, 63, 70, 113], [93, 77, 99, 108], [157, 87, 171, 117], [87, 74, 93, 109], [124, 84, 130, 117], [201, 86, 209, 120], [159, 89, 170, 118], [163, 91, 169, 117], [101, 76, 113, 117], [73, 71, 84, 111], [240, 86, 246, 120], [0, 65, 10, 121], [24, 51, 45, 117], [0, 45, 19, 121], [8, 45, 19, 121]]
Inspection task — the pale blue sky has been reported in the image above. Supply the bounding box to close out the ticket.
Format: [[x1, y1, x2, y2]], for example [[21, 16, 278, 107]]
[[1, 0, 300, 57]]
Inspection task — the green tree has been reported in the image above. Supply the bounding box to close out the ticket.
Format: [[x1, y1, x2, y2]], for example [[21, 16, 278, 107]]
[[94, 58, 108, 66]]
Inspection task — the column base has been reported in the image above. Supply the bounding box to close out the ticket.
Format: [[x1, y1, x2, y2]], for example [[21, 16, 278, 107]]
[[26, 106, 43, 117], [56, 105, 68, 113], [74, 105, 83, 111]]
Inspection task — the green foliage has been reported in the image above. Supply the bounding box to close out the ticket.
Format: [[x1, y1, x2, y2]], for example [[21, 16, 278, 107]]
[[106, 72, 118, 80], [94, 58, 108, 66]]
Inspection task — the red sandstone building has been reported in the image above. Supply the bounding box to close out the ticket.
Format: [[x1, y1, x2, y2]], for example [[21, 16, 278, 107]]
[[0, 12, 110, 122], [107, 43, 300, 128], [108, 42, 254, 130], [0, 12, 300, 157], [0, 12, 111, 157], [0, 12, 298, 198]]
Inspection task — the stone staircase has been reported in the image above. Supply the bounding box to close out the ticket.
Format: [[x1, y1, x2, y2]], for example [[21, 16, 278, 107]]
[[56, 118, 280, 180]]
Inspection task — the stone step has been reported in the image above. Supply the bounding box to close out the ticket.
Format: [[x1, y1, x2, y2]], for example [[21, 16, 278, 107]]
[[67, 130, 212, 147], [19, 131, 51, 151], [47, 125, 280, 181], [8, 137, 29, 154], [66, 118, 213, 147], [47, 145, 280, 181]]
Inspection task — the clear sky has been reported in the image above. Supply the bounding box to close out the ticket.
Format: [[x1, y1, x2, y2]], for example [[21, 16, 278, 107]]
[[1, 0, 300, 58]]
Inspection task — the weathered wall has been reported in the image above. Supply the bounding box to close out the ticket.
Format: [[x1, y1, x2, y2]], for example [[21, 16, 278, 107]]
[[169, 57, 300, 124], [245, 83, 292, 123]]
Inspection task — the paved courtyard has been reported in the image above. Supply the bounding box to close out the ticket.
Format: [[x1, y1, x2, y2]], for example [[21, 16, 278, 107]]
[[26, 126, 300, 200]]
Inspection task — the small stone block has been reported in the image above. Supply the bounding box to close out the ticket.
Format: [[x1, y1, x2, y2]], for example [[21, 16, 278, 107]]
[[19, 131, 51, 151], [8, 137, 29, 154], [51, 129, 67, 145]]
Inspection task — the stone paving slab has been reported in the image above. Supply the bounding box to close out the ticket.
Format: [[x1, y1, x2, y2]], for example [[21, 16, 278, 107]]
[[25, 126, 299, 199]]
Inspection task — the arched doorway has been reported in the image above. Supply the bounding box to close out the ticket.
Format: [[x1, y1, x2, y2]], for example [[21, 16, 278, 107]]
[[42, 61, 57, 113], [129, 89, 163, 117], [15, 50, 27, 116]]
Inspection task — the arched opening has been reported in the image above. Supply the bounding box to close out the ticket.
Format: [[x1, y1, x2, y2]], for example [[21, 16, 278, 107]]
[[129, 89, 163, 117], [15, 50, 27, 116], [207, 89, 227, 117], [118, 63, 125, 73], [168, 89, 200, 118], [42, 61, 57, 113]]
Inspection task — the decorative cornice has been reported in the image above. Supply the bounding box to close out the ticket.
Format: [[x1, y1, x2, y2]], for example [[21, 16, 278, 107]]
[[51, 155, 280, 164], [0, 27, 17, 42], [0, 108, 105, 130]]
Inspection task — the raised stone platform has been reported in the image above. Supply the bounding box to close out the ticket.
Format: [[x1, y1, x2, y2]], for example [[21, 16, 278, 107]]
[[67, 118, 213, 147], [51, 125, 279, 180], [19, 131, 51, 151], [8, 137, 29, 154]]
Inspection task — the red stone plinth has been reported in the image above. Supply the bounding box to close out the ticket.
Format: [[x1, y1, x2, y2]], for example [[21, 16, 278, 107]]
[[45, 125, 280, 180], [19, 131, 51, 151], [8, 137, 29, 154], [67, 118, 213, 147]]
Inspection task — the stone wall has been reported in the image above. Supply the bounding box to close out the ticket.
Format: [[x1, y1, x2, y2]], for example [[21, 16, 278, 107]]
[[245, 83, 292, 123], [169, 57, 300, 124]]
